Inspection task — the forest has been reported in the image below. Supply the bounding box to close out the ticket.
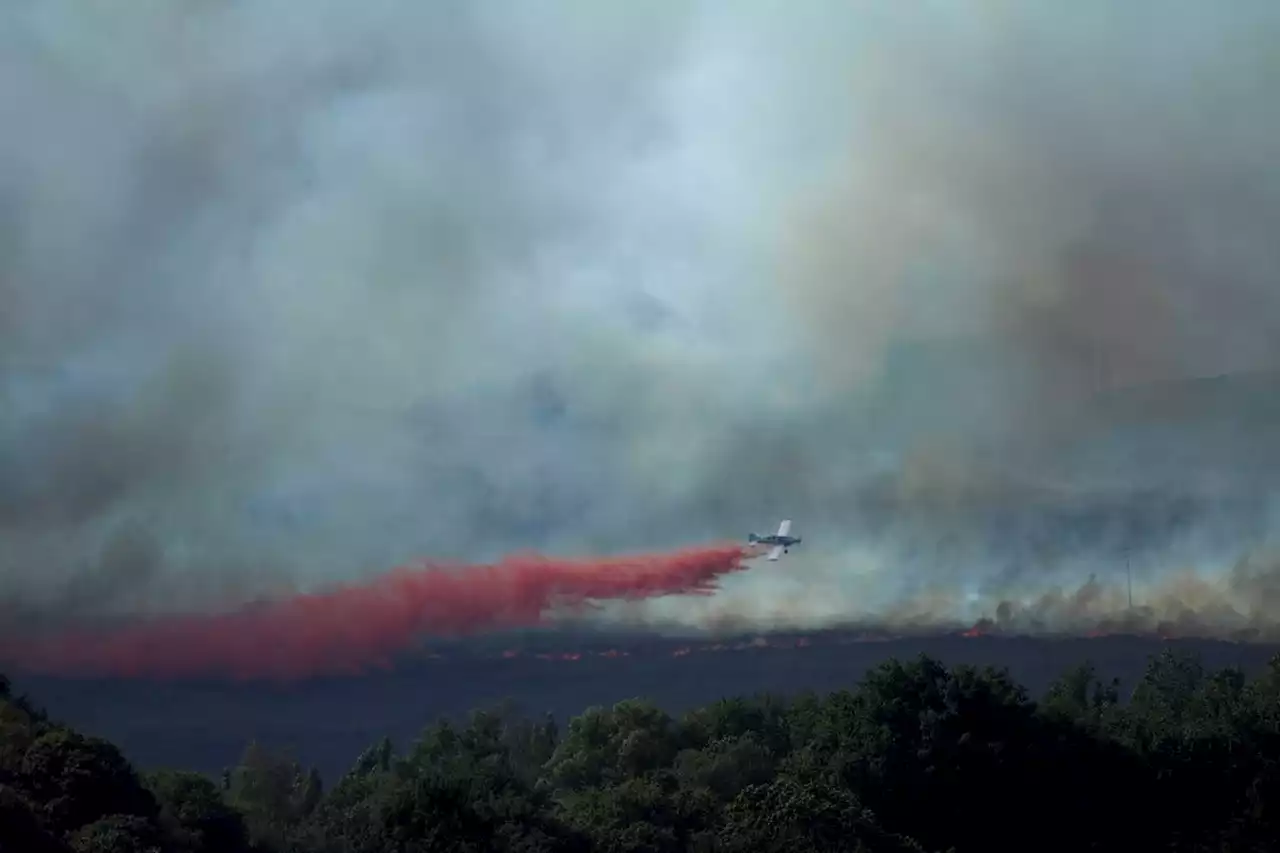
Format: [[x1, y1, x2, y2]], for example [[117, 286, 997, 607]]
[[2, 648, 1278, 853]]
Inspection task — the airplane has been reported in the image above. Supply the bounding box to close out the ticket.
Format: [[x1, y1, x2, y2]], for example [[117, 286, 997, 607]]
[[747, 519, 802, 561]]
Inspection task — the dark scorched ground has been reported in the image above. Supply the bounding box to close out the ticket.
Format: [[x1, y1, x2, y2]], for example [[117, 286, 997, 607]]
[[10, 629, 1280, 780]]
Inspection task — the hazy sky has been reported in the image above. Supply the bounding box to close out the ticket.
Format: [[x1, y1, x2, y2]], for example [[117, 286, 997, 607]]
[[3, 0, 1280, 631]]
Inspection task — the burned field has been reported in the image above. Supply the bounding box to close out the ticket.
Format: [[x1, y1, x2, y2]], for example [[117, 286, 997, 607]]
[[14, 628, 1280, 780]]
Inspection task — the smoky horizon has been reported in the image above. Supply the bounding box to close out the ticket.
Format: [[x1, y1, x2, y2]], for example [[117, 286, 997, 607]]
[[3, 0, 1280, 641]]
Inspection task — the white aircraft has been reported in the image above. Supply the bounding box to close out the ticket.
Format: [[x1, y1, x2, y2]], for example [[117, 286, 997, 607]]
[[747, 519, 802, 561]]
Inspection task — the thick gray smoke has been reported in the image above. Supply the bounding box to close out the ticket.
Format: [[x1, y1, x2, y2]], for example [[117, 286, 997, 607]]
[[3, 1, 1280, 635]]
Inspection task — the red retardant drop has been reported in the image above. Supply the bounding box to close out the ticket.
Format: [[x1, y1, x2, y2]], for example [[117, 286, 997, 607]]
[[6, 543, 756, 681]]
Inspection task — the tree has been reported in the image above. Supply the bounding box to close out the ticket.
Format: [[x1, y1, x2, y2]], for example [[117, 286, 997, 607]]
[[145, 769, 250, 853], [18, 729, 157, 836], [555, 776, 686, 853], [1040, 661, 1119, 728], [678, 695, 792, 756], [68, 815, 164, 853], [0, 782, 69, 853], [299, 709, 582, 853], [718, 776, 929, 853], [377, 773, 494, 853], [222, 742, 325, 851], [545, 701, 678, 791], [15, 648, 1280, 852], [673, 732, 776, 801], [0, 695, 42, 786], [1116, 649, 1268, 849]]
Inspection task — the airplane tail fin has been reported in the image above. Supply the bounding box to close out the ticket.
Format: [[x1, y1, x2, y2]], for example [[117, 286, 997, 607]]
[[747, 533, 759, 544]]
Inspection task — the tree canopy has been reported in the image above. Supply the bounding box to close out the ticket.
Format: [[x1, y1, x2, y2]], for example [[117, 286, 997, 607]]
[[4, 647, 1279, 852]]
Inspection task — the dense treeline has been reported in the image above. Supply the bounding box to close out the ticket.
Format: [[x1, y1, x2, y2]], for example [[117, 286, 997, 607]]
[[3, 649, 1279, 853]]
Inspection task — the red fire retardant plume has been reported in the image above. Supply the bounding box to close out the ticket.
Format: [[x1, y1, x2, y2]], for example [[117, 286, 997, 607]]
[[9, 543, 755, 681]]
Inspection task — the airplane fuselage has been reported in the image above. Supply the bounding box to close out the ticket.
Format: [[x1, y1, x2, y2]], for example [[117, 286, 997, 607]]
[[749, 519, 800, 560], [748, 533, 802, 548]]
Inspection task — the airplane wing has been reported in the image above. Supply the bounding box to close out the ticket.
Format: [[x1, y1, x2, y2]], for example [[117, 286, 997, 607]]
[[766, 544, 784, 561], [776, 519, 791, 537]]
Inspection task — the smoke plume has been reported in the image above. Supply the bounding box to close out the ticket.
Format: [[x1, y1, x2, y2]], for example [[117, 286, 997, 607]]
[[3, 1, 1280, 642]]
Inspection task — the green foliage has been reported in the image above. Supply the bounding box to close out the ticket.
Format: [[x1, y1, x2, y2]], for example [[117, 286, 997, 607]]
[[673, 731, 775, 800], [298, 705, 584, 853], [9, 647, 1280, 853], [0, 695, 43, 785], [224, 742, 323, 851], [677, 695, 792, 755], [1040, 660, 1120, 727], [718, 777, 927, 853], [19, 729, 157, 834], [0, 782, 70, 853], [68, 814, 165, 853], [145, 769, 251, 852], [546, 700, 677, 791]]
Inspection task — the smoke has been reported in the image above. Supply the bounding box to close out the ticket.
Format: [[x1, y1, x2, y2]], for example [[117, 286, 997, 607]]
[[3, 1, 1280, 639], [4, 543, 753, 680], [594, 545, 1280, 643]]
